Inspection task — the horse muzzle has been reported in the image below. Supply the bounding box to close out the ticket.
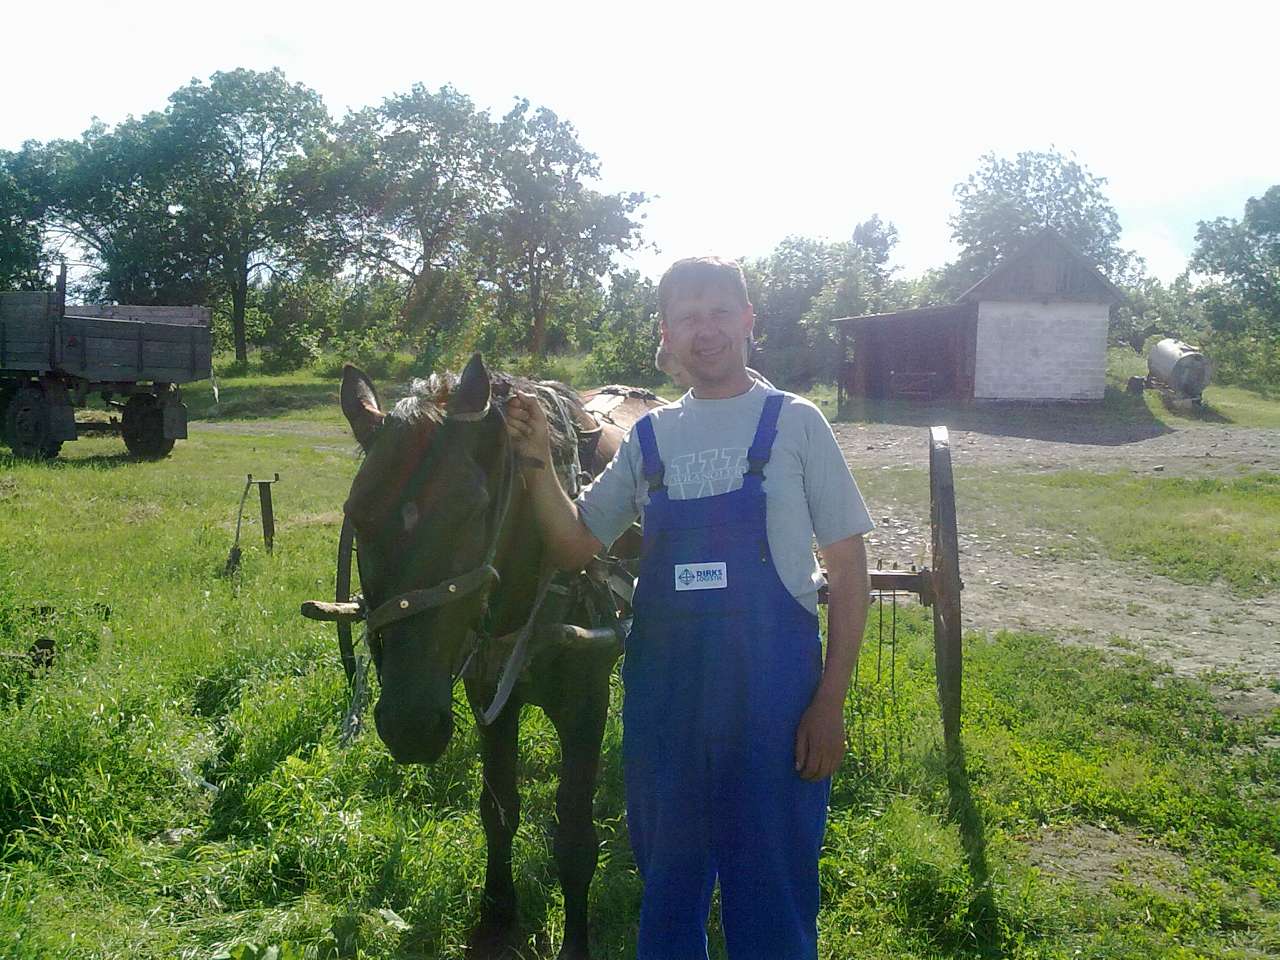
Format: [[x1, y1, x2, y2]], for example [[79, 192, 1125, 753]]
[[374, 696, 454, 764]]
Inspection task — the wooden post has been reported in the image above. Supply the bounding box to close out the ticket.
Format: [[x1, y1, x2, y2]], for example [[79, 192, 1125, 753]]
[[929, 426, 963, 749], [838, 324, 847, 414], [55, 263, 67, 318]]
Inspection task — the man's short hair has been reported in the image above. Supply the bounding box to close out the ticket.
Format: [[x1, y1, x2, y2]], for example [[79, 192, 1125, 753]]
[[657, 257, 751, 321]]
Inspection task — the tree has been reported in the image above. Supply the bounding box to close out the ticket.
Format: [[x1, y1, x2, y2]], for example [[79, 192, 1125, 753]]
[[17, 69, 328, 361], [0, 151, 48, 289], [163, 69, 329, 362], [947, 148, 1140, 294], [1110, 274, 1203, 351], [744, 219, 908, 387], [850, 214, 898, 290], [482, 101, 646, 356], [13, 117, 209, 303], [284, 84, 498, 345], [586, 270, 660, 383], [1193, 185, 1280, 327], [1191, 185, 1280, 387]]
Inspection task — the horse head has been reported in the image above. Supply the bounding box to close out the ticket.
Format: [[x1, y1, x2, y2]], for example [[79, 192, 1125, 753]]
[[341, 354, 514, 764]]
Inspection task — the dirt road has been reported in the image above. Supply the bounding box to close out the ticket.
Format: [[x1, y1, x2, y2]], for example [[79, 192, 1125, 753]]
[[833, 420, 1280, 719]]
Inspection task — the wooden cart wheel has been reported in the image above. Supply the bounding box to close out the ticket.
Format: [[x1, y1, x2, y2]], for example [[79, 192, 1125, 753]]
[[929, 426, 963, 750], [336, 516, 358, 686]]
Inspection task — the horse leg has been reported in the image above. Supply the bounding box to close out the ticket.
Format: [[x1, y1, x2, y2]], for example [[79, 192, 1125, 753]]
[[469, 698, 522, 958], [548, 679, 608, 960]]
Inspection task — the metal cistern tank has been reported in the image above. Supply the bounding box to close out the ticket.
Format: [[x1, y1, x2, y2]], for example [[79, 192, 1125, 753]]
[[1148, 338, 1210, 398]]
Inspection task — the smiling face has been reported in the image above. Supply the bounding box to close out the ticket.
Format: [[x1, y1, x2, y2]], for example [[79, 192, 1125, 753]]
[[660, 282, 755, 399]]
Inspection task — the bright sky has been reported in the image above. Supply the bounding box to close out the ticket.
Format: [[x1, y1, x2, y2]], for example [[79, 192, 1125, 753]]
[[4, 0, 1276, 283]]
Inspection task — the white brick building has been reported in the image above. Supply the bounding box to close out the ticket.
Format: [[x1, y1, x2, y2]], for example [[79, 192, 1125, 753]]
[[836, 231, 1124, 404], [961, 232, 1122, 400]]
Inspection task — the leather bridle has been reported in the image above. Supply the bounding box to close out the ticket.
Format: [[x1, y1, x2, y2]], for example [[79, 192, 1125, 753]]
[[360, 398, 519, 692]]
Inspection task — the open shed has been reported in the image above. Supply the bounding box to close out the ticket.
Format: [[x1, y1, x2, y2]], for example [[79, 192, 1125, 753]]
[[834, 231, 1125, 405]]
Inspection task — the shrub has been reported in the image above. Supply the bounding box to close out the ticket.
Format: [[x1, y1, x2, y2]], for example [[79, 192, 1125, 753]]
[[1201, 329, 1280, 392]]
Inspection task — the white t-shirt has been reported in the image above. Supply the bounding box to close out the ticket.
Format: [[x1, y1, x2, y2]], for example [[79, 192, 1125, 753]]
[[577, 382, 874, 612]]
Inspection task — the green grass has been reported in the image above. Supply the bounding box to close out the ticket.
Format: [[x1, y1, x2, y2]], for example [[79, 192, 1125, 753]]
[[189, 369, 344, 424], [960, 470, 1280, 596], [1, 396, 1277, 958], [1107, 347, 1280, 429], [1193, 383, 1280, 428]]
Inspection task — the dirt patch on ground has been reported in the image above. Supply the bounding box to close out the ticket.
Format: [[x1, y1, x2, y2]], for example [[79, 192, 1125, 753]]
[[833, 420, 1280, 714], [1023, 823, 1189, 896], [837, 421, 1280, 478]]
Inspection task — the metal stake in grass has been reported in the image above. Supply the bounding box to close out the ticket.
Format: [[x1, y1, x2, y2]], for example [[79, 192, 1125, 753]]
[[224, 473, 281, 575]]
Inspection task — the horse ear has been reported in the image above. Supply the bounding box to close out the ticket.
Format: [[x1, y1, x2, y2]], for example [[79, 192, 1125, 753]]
[[341, 364, 384, 449], [449, 353, 491, 418]]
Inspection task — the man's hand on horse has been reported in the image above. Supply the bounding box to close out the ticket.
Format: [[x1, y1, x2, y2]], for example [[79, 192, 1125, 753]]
[[506, 392, 553, 471], [794, 692, 846, 781]]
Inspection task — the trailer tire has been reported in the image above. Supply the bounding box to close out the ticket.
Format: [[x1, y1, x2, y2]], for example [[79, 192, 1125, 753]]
[[4, 386, 62, 460], [122, 395, 174, 459]]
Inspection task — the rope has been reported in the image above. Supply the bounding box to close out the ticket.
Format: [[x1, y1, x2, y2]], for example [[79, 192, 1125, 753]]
[[340, 626, 373, 748]]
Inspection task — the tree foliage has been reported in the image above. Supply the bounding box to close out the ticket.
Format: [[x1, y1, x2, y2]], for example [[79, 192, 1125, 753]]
[[285, 83, 497, 337], [744, 218, 913, 387], [482, 101, 646, 356], [0, 151, 48, 290], [14, 115, 209, 304], [162, 69, 329, 361], [1110, 274, 1203, 352], [1191, 185, 1280, 387], [586, 270, 660, 383], [1193, 185, 1280, 326], [947, 148, 1140, 294], [283, 90, 645, 363], [14, 70, 328, 362]]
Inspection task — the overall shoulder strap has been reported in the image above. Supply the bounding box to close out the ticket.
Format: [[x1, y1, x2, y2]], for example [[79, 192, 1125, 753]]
[[635, 414, 666, 492], [745, 392, 785, 477]]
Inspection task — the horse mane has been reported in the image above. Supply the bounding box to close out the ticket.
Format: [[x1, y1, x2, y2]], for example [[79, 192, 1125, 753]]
[[389, 368, 582, 467]]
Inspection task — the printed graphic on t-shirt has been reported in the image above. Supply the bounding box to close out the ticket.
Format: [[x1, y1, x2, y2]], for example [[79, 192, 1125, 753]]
[[665, 447, 748, 498]]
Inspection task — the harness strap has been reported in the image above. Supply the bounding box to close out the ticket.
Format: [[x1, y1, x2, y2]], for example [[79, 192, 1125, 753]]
[[474, 564, 557, 725], [481, 418, 518, 569], [636, 414, 665, 492], [366, 563, 500, 634], [745, 392, 785, 476]]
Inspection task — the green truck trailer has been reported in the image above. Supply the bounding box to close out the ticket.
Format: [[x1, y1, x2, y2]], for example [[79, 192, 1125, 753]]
[[0, 276, 212, 459]]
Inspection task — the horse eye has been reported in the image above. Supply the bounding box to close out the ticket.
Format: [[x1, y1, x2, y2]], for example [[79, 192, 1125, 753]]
[[401, 501, 420, 532]]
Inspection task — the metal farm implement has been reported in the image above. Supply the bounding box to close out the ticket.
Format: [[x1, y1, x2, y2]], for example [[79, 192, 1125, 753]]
[[304, 425, 963, 753]]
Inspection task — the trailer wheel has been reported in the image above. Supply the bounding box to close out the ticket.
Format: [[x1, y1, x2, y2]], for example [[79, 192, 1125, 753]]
[[4, 386, 62, 460], [122, 395, 174, 459]]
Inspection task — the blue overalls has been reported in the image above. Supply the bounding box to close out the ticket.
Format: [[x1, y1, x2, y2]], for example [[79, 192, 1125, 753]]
[[624, 392, 830, 960]]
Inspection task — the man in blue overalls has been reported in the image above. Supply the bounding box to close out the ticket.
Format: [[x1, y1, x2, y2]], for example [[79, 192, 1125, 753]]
[[508, 257, 872, 959]]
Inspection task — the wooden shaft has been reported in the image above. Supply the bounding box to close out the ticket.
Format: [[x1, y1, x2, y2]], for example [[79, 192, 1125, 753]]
[[301, 599, 363, 622]]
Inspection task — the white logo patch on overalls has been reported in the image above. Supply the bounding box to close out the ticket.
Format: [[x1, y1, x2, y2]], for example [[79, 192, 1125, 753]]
[[674, 562, 728, 591]]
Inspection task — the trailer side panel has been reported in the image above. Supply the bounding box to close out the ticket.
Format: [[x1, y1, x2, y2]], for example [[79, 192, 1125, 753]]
[[0, 292, 56, 373], [55, 316, 212, 384]]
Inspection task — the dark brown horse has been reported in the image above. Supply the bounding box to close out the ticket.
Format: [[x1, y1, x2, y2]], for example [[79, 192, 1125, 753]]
[[337, 355, 661, 959]]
